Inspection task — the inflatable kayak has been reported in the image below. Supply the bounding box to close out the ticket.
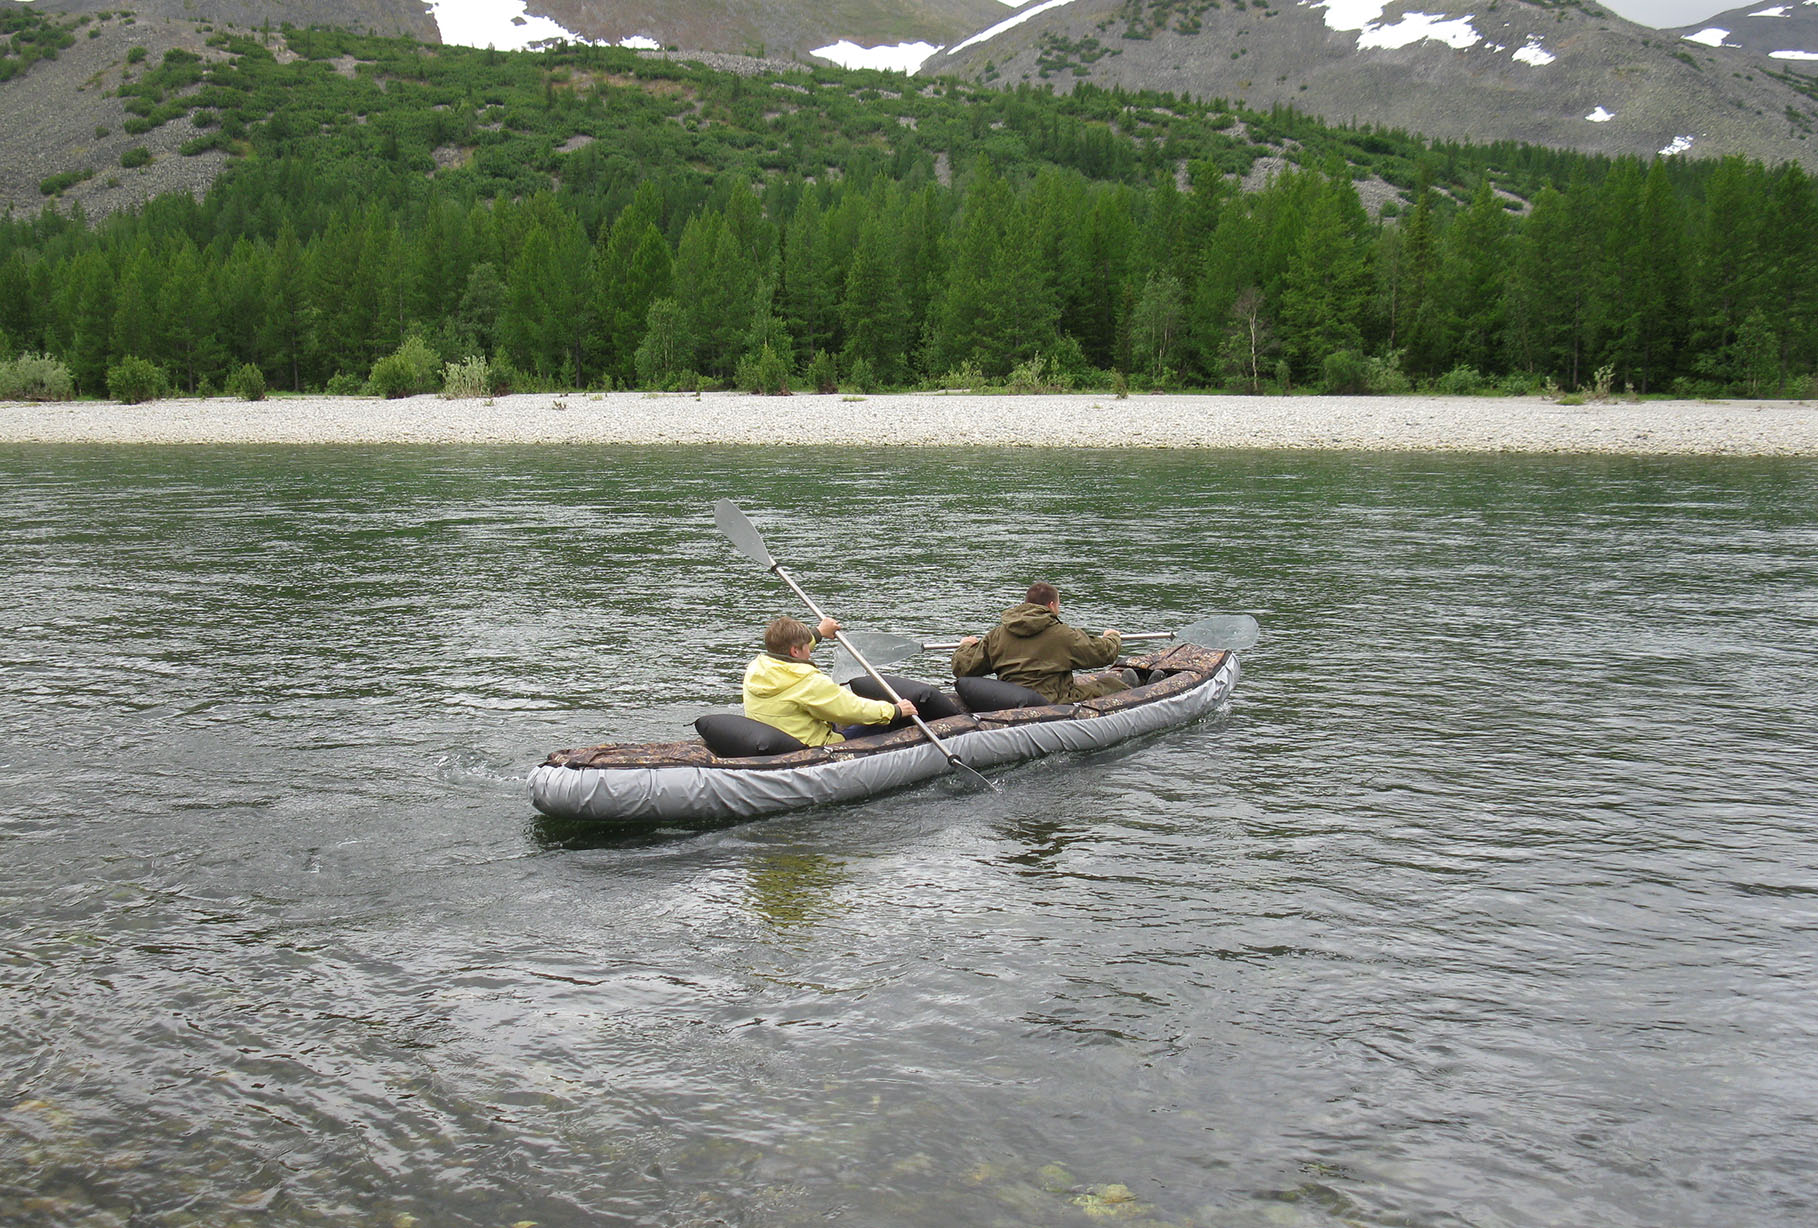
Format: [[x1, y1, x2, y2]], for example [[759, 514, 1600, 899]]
[[528, 641, 1240, 825]]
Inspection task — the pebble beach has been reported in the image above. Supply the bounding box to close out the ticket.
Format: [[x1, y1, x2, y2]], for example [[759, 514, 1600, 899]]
[[4, 391, 1818, 454]]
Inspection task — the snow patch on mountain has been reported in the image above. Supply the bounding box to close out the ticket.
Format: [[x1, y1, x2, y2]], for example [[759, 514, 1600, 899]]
[[422, 1, 663, 54], [1660, 135, 1696, 155], [949, 0, 1080, 56], [424, 0, 591, 51], [811, 40, 942, 73], [1683, 27, 1735, 46], [1770, 49, 1818, 57], [1587, 106, 1614, 122], [1512, 37, 1556, 66], [1357, 11, 1480, 50]]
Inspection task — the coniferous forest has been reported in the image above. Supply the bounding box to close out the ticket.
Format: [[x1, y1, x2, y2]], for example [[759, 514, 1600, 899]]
[[3, 11, 1816, 401]]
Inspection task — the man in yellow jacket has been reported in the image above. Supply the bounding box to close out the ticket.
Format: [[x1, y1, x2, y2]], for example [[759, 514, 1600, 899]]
[[743, 615, 918, 746]]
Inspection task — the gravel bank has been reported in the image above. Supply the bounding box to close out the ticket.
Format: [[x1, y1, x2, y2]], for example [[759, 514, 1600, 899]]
[[4, 392, 1818, 454]]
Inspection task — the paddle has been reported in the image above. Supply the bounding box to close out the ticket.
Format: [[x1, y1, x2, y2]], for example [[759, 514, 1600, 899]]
[[836, 613, 1260, 677], [713, 500, 997, 792]]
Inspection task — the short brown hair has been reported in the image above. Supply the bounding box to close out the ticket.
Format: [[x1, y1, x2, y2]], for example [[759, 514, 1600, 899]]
[[764, 615, 815, 654], [1025, 582, 1059, 606]]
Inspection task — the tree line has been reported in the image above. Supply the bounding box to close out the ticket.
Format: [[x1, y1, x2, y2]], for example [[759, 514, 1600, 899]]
[[1, 21, 1814, 399]]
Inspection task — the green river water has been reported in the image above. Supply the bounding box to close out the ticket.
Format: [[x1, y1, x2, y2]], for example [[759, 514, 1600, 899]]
[[2, 444, 1814, 1226]]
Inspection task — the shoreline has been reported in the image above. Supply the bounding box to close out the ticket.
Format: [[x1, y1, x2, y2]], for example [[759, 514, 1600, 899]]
[[4, 391, 1818, 455]]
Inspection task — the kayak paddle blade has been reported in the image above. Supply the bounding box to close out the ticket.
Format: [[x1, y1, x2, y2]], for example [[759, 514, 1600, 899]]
[[828, 646, 867, 685], [1173, 613, 1260, 651], [839, 630, 924, 669], [713, 499, 774, 570]]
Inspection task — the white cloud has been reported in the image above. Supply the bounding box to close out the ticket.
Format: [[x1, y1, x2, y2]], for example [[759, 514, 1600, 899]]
[[949, 0, 1081, 57], [423, 0, 594, 51], [1682, 27, 1733, 46], [1769, 49, 1818, 58], [1586, 106, 1614, 122], [811, 40, 942, 73], [1512, 37, 1555, 66], [1660, 134, 1695, 156]]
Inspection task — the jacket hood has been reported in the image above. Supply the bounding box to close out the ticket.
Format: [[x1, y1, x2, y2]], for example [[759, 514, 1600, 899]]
[[744, 652, 818, 700], [1000, 602, 1060, 638]]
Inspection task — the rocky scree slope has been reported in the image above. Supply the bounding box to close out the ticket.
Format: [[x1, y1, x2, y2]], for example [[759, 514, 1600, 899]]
[[920, 0, 1818, 169]]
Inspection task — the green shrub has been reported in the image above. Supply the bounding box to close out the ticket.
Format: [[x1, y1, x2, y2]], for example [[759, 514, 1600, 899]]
[[735, 343, 792, 395], [934, 359, 984, 391], [324, 371, 364, 396], [842, 355, 877, 394], [1364, 351, 1411, 395], [0, 353, 77, 402], [126, 46, 147, 64], [363, 334, 439, 398], [1321, 349, 1368, 395], [225, 362, 266, 401], [1495, 371, 1540, 397], [440, 354, 492, 399], [1005, 352, 1070, 393], [486, 357, 521, 396], [1434, 365, 1485, 395], [39, 169, 94, 196], [1047, 334, 1092, 384], [106, 355, 167, 404], [1669, 376, 1723, 400], [120, 146, 152, 169], [803, 349, 837, 394]]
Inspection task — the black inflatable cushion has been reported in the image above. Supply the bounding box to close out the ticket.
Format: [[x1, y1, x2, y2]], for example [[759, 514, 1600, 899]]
[[954, 675, 1050, 713], [694, 713, 808, 758], [847, 674, 967, 721]]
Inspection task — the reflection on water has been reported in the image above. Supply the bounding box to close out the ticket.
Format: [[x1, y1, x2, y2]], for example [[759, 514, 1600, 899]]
[[2, 444, 1816, 1227]]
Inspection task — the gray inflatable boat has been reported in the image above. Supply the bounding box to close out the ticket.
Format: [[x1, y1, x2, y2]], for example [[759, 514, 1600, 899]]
[[528, 643, 1241, 825]]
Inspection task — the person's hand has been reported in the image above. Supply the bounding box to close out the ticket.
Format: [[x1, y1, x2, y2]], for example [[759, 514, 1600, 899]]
[[896, 700, 918, 717], [959, 635, 980, 648], [1102, 628, 1121, 638], [817, 617, 840, 639]]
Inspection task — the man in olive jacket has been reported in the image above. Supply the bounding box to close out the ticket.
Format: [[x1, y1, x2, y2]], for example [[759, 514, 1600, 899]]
[[951, 583, 1131, 704]]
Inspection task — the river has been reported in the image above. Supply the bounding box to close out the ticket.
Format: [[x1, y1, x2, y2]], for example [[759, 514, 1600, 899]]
[[2, 444, 1814, 1226]]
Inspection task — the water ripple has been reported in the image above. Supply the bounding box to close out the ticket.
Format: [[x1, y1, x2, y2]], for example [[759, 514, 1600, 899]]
[[1, 446, 1815, 1226]]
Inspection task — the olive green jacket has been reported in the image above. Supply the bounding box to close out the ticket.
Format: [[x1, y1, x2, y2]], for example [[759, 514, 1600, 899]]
[[950, 602, 1123, 704]]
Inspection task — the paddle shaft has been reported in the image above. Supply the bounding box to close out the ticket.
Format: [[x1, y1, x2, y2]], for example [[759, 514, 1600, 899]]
[[922, 631, 1172, 653], [767, 562, 990, 781], [770, 567, 959, 749]]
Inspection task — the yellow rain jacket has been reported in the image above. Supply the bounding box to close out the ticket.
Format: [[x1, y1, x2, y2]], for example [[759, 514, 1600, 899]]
[[742, 650, 898, 746]]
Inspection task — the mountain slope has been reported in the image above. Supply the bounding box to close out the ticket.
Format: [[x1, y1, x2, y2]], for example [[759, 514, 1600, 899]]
[[1672, 0, 1818, 60], [9, 0, 1818, 216], [532, 0, 1011, 61], [920, 0, 1818, 168], [31, 0, 437, 40]]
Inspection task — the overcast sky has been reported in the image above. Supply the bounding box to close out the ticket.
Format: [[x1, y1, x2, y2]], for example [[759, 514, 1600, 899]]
[[1597, 0, 1739, 28]]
